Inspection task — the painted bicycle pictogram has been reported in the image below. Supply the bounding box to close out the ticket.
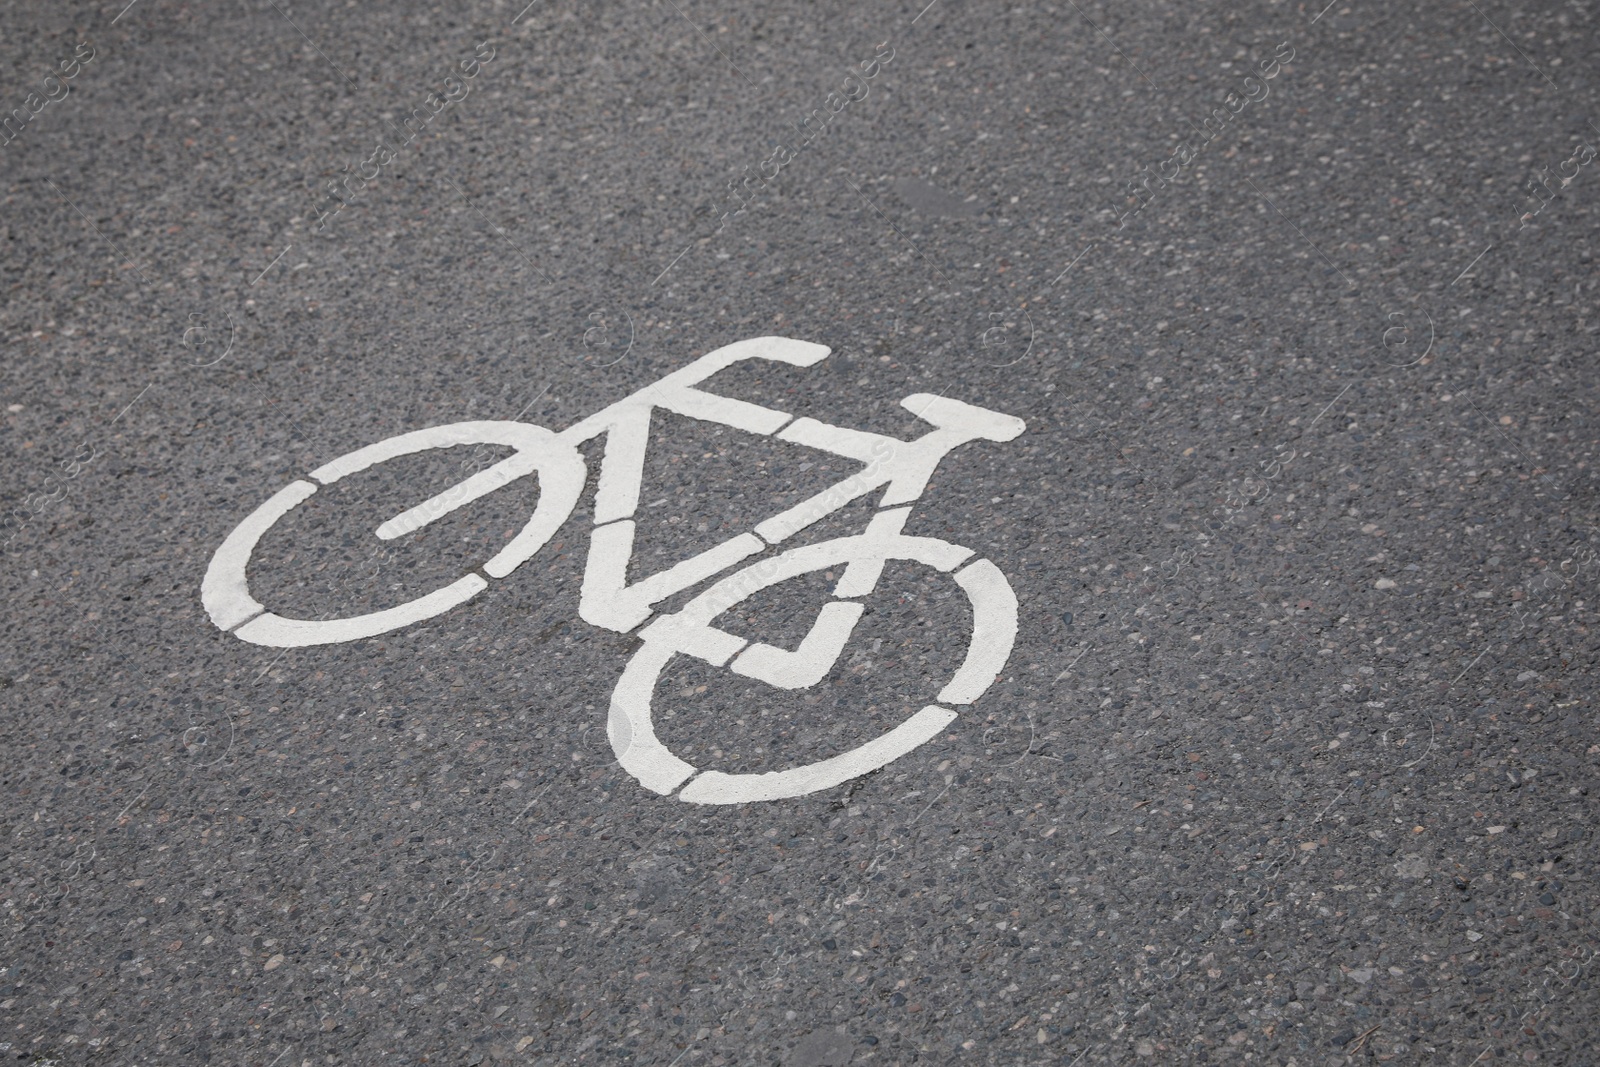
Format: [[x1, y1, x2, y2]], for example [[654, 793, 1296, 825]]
[[203, 337, 1025, 803]]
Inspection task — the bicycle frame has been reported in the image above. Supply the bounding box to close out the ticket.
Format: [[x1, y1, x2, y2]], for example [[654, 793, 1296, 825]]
[[203, 336, 1022, 649]]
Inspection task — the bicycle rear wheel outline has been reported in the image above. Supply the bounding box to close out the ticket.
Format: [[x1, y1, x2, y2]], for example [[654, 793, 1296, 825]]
[[202, 420, 585, 647], [606, 531, 1019, 804]]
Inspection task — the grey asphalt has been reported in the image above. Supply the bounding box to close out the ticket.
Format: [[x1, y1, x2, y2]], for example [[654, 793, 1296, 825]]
[[2, 0, 1598, 1064]]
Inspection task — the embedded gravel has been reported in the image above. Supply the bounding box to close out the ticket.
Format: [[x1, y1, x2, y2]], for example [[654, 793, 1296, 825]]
[[1, 0, 1597, 1064]]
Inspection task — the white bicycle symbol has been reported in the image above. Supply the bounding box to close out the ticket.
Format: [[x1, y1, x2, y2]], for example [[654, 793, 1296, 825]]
[[202, 337, 1025, 804]]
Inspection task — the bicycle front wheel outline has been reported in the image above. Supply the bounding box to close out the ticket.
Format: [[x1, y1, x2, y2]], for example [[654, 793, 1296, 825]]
[[202, 420, 585, 648], [606, 531, 1019, 804]]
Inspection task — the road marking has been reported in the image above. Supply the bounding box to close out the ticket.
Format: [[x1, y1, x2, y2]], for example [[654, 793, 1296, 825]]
[[206, 339, 1026, 802]]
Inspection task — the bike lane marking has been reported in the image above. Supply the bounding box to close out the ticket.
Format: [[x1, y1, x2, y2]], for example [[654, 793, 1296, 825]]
[[202, 337, 1028, 800]]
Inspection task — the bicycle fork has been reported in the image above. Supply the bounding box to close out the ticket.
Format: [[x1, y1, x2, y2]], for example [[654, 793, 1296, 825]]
[[647, 393, 1024, 693], [725, 506, 913, 690]]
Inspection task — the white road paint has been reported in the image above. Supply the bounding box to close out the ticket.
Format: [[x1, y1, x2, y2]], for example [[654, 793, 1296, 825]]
[[236, 574, 489, 648], [729, 601, 866, 690], [677, 707, 959, 805], [204, 336, 1026, 802], [605, 531, 1014, 804], [580, 523, 764, 632], [207, 421, 583, 648], [202, 479, 317, 631], [939, 558, 1020, 705]]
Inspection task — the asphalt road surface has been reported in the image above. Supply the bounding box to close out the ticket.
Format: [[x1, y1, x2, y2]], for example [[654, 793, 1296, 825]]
[[2, 0, 1598, 1063]]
